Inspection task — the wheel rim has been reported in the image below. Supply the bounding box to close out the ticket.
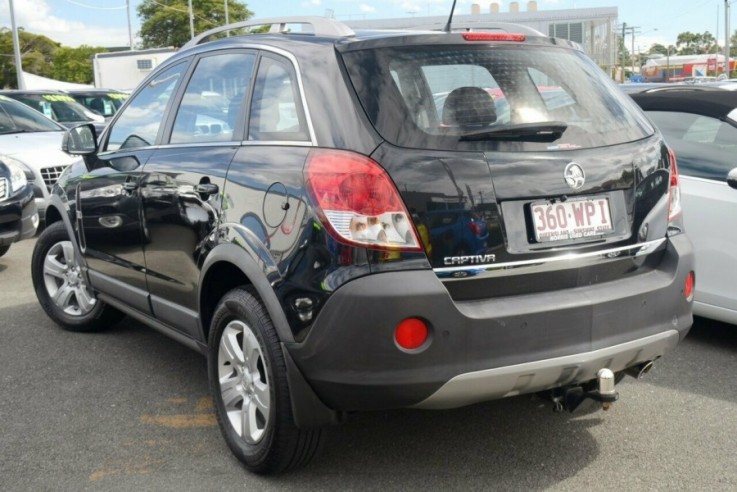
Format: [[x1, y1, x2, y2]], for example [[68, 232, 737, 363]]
[[42, 240, 97, 316], [218, 320, 271, 444]]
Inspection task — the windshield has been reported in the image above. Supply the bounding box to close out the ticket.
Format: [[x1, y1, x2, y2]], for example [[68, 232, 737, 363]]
[[10, 93, 93, 123], [71, 92, 129, 117], [0, 96, 64, 133], [342, 43, 654, 151]]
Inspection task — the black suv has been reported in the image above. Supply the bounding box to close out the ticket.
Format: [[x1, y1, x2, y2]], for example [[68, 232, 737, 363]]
[[32, 17, 695, 474]]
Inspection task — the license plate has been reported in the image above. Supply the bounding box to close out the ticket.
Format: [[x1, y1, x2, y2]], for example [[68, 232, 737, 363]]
[[531, 197, 613, 243]]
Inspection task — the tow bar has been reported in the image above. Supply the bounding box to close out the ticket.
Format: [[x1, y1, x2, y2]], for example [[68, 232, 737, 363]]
[[552, 368, 619, 413]]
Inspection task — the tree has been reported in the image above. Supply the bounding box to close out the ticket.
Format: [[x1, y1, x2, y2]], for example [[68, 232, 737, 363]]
[[0, 28, 59, 88], [52, 46, 108, 84], [137, 0, 254, 49], [676, 31, 719, 55]]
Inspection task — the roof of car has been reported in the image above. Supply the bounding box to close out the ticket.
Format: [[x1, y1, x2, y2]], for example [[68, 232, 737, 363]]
[[630, 88, 737, 120]]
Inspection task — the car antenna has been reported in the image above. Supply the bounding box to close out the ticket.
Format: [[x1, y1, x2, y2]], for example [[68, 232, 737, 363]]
[[443, 0, 458, 33]]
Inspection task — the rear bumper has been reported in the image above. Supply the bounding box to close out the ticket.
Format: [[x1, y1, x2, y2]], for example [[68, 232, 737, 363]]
[[286, 233, 694, 411]]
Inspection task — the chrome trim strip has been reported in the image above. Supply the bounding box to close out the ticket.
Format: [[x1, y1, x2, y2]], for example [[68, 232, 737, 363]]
[[411, 330, 680, 410], [433, 237, 667, 274]]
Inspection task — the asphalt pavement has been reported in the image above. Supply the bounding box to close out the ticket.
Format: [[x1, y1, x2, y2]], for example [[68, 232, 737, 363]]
[[2, 237, 737, 491]]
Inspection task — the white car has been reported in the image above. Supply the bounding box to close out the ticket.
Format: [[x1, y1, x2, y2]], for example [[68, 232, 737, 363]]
[[0, 95, 78, 221], [631, 88, 737, 325]]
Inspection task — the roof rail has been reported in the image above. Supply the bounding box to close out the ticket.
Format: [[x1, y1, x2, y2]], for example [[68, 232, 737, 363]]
[[182, 16, 355, 49]]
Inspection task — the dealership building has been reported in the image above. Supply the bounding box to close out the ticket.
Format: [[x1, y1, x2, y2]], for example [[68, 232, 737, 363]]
[[345, 2, 618, 73]]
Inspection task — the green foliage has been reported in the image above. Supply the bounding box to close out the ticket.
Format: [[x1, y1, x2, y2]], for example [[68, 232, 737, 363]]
[[52, 46, 108, 84], [137, 0, 254, 49], [0, 28, 59, 88], [675, 31, 719, 55]]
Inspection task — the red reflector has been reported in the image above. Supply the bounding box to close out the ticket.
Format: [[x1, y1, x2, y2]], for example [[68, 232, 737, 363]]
[[394, 318, 428, 350], [462, 32, 526, 42], [684, 271, 695, 302]]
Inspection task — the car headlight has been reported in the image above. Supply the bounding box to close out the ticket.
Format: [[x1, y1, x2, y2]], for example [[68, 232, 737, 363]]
[[1, 157, 29, 193]]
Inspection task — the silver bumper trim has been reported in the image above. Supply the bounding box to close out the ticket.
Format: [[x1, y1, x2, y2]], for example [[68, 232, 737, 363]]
[[411, 330, 680, 409]]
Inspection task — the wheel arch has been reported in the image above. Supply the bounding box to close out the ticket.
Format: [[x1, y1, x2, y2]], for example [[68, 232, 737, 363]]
[[199, 242, 294, 344]]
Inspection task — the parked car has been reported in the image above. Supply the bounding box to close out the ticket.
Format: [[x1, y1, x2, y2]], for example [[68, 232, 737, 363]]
[[0, 89, 106, 135], [630, 88, 737, 325], [33, 17, 694, 474], [0, 95, 77, 221], [0, 157, 38, 257], [66, 88, 129, 120]]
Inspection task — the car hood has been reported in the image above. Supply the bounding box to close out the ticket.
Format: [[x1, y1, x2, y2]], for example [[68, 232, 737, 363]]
[[0, 132, 78, 170]]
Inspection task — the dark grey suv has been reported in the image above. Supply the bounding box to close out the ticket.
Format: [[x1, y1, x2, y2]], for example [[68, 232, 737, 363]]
[[32, 17, 695, 474]]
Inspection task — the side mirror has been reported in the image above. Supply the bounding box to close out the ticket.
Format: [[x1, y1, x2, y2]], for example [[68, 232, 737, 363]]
[[62, 123, 97, 156], [728, 168, 737, 190]]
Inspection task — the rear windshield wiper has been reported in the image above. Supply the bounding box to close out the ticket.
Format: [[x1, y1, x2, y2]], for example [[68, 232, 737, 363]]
[[458, 121, 568, 142]]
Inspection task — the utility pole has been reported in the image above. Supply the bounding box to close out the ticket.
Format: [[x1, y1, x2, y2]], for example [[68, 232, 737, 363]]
[[126, 0, 133, 49], [188, 0, 195, 39], [726, 1, 731, 79], [9, 0, 24, 89], [620, 22, 626, 82]]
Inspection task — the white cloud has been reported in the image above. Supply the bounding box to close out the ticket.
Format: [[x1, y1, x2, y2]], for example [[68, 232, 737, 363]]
[[359, 4, 376, 13], [301, 0, 322, 6], [0, 0, 135, 48]]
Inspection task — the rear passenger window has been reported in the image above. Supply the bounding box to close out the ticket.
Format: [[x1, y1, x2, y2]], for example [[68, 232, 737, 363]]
[[170, 52, 256, 144], [248, 56, 309, 142]]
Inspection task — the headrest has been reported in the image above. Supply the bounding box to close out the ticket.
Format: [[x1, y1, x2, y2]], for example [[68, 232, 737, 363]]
[[442, 86, 497, 127]]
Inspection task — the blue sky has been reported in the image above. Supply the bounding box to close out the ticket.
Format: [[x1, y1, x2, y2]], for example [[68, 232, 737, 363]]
[[0, 0, 733, 51]]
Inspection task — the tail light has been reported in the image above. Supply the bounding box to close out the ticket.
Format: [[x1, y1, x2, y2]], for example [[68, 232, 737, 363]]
[[667, 147, 682, 223], [305, 149, 422, 251], [462, 33, 526, 42]]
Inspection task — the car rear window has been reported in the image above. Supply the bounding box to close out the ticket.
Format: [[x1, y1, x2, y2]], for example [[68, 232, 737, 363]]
[[342, 43, 653, 151]]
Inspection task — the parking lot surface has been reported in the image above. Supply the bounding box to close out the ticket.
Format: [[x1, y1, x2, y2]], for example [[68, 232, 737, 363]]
[[2, 238, 737, 491]]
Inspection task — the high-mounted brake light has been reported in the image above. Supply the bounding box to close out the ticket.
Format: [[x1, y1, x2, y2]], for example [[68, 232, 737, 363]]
[[305, 149, 422, 251], [462, 32, 526, 42], [667, 147, 682, 222]]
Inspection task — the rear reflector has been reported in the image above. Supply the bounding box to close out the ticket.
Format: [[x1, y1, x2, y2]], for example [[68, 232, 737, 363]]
[[394, 318, 429, 350], [684, 271, 695, 302], [305, 149, 422, 251], [462, 32, 526, 42]]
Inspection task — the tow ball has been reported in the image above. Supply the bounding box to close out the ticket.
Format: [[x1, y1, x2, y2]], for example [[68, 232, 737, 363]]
[[552, 368, 619, 413]]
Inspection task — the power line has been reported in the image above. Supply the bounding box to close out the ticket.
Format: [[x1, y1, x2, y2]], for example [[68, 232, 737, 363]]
[[64, 0, 127, 10]]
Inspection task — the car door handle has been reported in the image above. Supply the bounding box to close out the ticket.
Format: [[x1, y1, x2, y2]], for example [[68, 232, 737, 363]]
[[195, 183, 219, 196]]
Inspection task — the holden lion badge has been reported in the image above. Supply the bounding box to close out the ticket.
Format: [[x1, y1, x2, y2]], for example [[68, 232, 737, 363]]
[[564, 162, 585, 190]]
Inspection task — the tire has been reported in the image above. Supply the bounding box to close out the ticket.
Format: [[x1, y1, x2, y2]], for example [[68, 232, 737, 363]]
[[0, 245, 9, 258], [208, 287, 322, 474], [31, 221, 123, 332]]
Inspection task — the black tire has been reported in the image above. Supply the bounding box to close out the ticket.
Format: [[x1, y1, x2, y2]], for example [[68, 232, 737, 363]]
[[31, 221, 123, 332], [0, 245, 9, 258], [208, 287, 322, 474]]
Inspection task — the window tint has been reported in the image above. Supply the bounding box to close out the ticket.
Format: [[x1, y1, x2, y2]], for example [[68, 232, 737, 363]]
[[248, 56, 309, 141], [107, 62, 186, 151], [170, 52, 256, 144], [647, 111, 737, 181], [13, 94, 91, 123], [343, 45, 653, 151]]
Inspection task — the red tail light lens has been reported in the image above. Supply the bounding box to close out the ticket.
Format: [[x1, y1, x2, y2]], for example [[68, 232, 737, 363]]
[[305, 149, 422, 251], [667, 147, 682, 222], [684, 271, 695, 302], [462, 32, 526, 42], [394, 318, 429, 350]]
